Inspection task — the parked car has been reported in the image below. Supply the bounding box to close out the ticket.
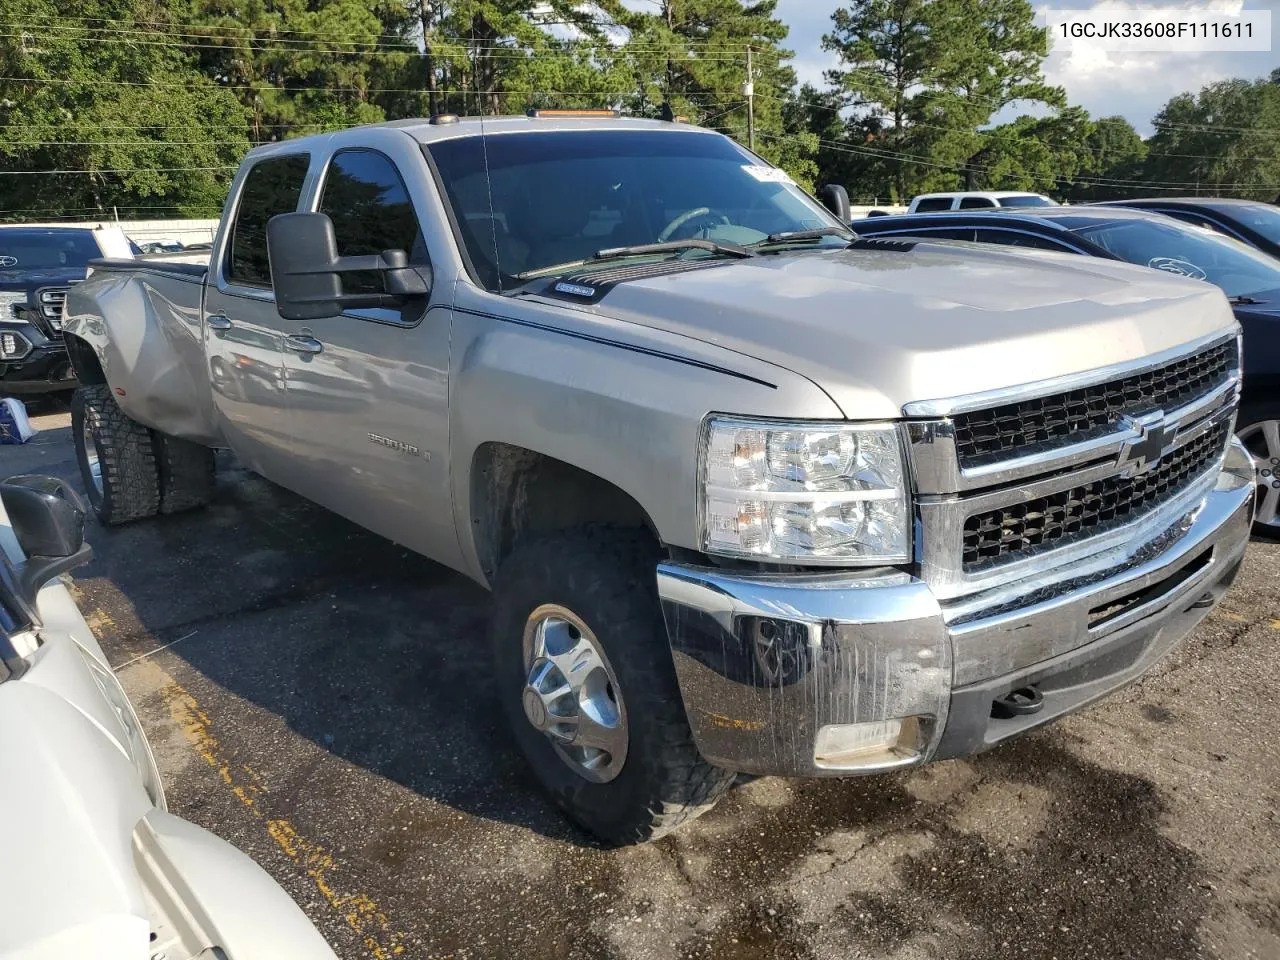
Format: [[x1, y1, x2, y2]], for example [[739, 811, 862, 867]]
[[0, 474, 336, 960], [135, 239, 186, 255], [907, 190, 1054, 213], [62, 115, 1254, 845], [852, 206, 1280, 533], [1095, 197, 1280, 261], [0, 226, 133, 396]]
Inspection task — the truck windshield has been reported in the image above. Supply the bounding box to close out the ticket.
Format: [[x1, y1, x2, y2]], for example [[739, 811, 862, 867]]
[[1069, 217, 1280, 299], [0, 230, 102, 271], [425, 129, 846, 291]]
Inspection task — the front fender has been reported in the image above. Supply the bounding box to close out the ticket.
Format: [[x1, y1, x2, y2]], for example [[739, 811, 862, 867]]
[[448, 286, 844, 583]]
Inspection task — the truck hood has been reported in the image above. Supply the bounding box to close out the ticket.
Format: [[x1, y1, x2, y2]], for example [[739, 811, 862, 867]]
[[587, 244, 1238, 419]]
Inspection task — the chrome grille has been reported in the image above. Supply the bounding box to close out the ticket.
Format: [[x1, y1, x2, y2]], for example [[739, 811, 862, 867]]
[[909, 332, 1241, 600], [961, 420, 1231, 569], [953, 340, 1235, 468]]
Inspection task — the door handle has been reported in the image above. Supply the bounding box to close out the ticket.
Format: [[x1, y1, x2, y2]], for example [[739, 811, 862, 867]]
[[206, 314, 232, 331], [285, 334, 324, 355]]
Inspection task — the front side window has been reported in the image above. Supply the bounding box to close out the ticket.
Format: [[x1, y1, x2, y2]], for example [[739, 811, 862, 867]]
[[319, 149, 427, 295], [1224, 203, 1280, 245], [958, 197, 996, 209], [427, 131, 846, 291], [1071, 217, 1280, 298], [226, 154, 310, 287]]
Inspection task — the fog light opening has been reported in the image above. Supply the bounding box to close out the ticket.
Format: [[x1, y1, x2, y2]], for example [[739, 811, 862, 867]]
[[813, 716, 924, 770]]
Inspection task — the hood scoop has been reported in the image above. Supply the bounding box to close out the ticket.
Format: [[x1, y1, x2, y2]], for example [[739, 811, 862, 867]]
[[543, 258, 733, 303], [847, 237, 918, 252]]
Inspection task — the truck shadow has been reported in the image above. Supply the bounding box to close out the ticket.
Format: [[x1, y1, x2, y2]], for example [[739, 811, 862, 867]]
[[74, 456, 604, 843]]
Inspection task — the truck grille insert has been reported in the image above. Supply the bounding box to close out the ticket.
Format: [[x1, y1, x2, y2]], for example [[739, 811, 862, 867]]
[[953, 341, 1235, 468], [961, 421, 1231, 569], [31, 287, 68, 342]]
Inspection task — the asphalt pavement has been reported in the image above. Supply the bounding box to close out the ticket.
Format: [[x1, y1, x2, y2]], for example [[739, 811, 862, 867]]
[[4, 406, 1279, 960]]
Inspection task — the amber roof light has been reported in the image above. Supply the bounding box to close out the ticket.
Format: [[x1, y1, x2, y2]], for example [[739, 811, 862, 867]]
[[526, 109, 621, 119]]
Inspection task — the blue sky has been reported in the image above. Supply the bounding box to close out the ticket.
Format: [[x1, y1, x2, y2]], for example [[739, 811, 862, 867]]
[[775, 0, 1280, 135]]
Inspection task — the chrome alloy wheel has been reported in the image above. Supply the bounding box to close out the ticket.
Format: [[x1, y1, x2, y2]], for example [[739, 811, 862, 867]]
[[1239, 420, 1280, 531], [521, 605, 628, 783], [81, 416, 103, 495]]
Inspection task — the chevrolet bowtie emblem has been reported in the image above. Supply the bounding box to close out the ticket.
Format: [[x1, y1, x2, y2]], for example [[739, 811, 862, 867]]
[[1116, 413, 1176, 476]]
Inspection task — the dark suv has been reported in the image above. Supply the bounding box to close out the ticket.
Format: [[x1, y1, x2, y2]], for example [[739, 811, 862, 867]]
[[0, 226, 134, 397]]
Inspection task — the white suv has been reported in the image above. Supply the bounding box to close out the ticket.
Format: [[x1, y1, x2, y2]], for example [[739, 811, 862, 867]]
[[907, 191, 1055, 213]]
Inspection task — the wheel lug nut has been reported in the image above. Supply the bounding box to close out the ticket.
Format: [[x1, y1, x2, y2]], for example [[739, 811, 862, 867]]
[[1264, 470, 1273, 477]]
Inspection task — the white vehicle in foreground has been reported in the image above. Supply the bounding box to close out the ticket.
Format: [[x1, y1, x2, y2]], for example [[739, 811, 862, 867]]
[[0, 475, 335, 960], [907, 190, 1055, 212]]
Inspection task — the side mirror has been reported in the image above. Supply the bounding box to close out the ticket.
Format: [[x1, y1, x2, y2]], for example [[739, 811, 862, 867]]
[[818, 184, 852, 223], [0, 475, 91, 627], [266, 212, 433, 322]]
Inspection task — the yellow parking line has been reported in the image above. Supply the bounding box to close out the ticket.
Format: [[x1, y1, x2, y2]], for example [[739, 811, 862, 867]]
[[159, 675, 409, 958]]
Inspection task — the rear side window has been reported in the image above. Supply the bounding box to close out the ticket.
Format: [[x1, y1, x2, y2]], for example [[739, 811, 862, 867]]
[[226, 155, 310, 287], [319, 150, 427, 295], [959, 197, 996, 209], [913, 197, 953, 212]]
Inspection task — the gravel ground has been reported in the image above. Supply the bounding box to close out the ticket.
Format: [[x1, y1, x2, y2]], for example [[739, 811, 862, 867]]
[[6, 407, 1279, 960]]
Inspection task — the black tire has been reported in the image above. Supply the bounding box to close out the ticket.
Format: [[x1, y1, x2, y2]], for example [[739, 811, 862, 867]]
[[1237, 399, 1280, 537], [154, 433, 215, 514], [490, 527, 735, 846], [71, 384, 160, 525]]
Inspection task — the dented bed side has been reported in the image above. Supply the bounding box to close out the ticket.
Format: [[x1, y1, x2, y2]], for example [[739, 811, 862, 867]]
[[62, 261, 225, 447]]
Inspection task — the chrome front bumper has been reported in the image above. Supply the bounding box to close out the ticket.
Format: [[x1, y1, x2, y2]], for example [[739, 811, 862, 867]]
[[656, 438, 1255, 777]]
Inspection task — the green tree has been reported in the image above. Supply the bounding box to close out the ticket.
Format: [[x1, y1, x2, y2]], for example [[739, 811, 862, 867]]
[[1064, 115, 1147, 202], [616, 0, 817, 187], [968, 107, 1093, 196], [178, 0, 409, 144], [823, 0, 1062, 201], [0, 0, 249, 219], [1141, 78, 1280, 200]]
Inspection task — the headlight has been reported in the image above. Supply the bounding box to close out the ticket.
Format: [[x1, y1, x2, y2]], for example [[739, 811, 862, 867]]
[[700, 416, 910, 564], [0, 292, 28, 323]]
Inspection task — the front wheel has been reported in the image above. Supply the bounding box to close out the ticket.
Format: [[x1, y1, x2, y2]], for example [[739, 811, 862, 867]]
[[71, 384, 160, 525], [490, 528, 734, 845], [1237, 401, 1280, 537]]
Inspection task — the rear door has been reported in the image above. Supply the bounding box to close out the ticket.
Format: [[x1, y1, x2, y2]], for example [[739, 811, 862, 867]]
[[203, 153, 311, 477], [274, 138, 456, 561]]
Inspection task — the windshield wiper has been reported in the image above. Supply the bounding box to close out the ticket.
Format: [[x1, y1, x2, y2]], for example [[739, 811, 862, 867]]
[[750, 227, 857, 248], [1228, 294, 1266, 305], [516, 239, 754, 281]]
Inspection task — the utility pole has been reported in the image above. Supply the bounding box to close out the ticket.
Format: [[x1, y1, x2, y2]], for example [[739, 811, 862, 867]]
[[745, 46, 755, 151]]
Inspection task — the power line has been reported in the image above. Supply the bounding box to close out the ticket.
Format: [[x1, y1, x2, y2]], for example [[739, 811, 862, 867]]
[[0, 165, 237, 175], [0, 28, 753, 61]]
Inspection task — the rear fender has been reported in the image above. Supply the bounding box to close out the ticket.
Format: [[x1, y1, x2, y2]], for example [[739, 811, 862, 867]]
[[63, 266, 222, 445]]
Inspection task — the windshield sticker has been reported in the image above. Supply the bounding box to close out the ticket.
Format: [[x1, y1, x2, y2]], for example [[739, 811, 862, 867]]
[[553, 281, 597, 298], [741, 165, 795, 185], [1147, 257, 1207, 281]]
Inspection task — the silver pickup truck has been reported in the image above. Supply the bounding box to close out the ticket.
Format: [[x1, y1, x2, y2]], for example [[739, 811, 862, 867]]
[[63, 114, 1255, 845]]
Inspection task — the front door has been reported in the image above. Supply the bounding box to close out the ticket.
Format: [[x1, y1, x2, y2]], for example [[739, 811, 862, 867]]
[[204, 153, 311, 478], [276, 146, 455, 563]]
